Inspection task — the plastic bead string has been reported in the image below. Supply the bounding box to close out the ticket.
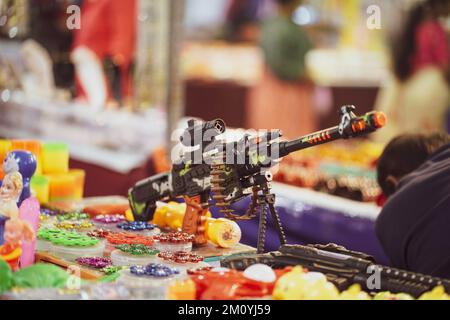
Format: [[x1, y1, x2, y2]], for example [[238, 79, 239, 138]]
[[153, 232, 195, 244], [76, 257, 112, 269], [92, 214, 126, 224], [157, 251, 204, 264], [129, 263, 180, 278], [106, 232, 154, 246], [115, 244, 159, 256], [187, 266, 214, 275], [40, 207, 66, 216], [56, 212, 90, 221], [38, 228, 99, 247], [37, 228, 70, 241], [87, 229, 111, 238], [39, 214, 51, 223], [55, 220, 94, 231], [101, 265, 126, 275], [116, 221, 157, 231]]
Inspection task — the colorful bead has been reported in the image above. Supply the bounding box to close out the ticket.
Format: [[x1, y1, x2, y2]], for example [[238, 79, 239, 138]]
[[130, 263, 180, 278], [187, 266, 213, 275], [106, 232, 154, 246], [101, 265, 126, 275], [55, 220, 93, 231], [154, 232, 194, 244], [56, 212, 90, 221], [115, 244, 159, 256], [116, 221, 156, 231], [93, 214, 126, 224], [157, 251, 204, 264], [76, 257, 112, 269], [40, 207, 66, 216], [38, 228, 99, 247], [87, 229, 111, 238]]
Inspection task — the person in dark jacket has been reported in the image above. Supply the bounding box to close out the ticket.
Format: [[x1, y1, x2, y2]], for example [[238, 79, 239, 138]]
[[376, 133, 450, 278]]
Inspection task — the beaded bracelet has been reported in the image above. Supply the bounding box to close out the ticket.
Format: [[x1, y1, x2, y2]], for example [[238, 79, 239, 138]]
[[52, 235, 99, 247], [115, 244, 159, 256], [157, 251, 204, 264], [76, 257, 112, 269], [40, 207, 66, 217], [55, 220, 94, 231], [37, 228, 71, 241], [153, 232, 195, 244], [187, 266, 214, 275], [116, 221, 157, 231], [130, 263, 180, 278], [39, 214, 52, 222], [87, 229, 111, 239], [57, 212, 90, 221], [106, 232, 154, 246], [101, 265, 126, 275], [38, 228, 99, 247], [93, 214, 125, 224]]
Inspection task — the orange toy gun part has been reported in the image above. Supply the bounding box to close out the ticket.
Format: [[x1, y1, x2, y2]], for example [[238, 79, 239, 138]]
[[182, 194, 209, 246]]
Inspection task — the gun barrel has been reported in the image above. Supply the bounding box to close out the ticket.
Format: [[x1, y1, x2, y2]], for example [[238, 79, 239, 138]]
[[279, 111, 386, 158]]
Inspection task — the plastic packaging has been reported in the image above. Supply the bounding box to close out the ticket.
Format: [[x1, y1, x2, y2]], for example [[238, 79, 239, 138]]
[[51, 242, 105, 262], [111, 249, 158, 266], [153, 232, 194, 253], [36, 239, 52, 252], [118, 268, 179, 300]]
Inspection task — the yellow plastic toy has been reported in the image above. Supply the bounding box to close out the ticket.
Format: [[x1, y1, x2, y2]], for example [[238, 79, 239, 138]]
[[152, 201, 241, 248], [273, 266, 340, 300], [418, 286, 450, 300], [30, 175, 50, 204], [167, 278, 196, 300], [206, 218, 241, 248], [47, 174, 77, 202], [340, 284, 371, 300], [373, 291, 414, 300], [68, 169, 86, 200], [42, 142, 69, 175]]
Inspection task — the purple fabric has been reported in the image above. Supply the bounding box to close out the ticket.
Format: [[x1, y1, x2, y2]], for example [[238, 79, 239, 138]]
[[211, 195, 390, 265]]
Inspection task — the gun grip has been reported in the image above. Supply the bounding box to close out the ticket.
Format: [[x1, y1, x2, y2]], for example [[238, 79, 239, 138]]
[[182, 194, 209, 246]]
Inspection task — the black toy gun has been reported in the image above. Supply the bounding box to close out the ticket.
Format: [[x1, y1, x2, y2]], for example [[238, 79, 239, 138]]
[[128, 105, 386, 246]]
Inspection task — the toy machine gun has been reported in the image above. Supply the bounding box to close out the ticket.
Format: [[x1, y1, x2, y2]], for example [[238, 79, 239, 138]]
[[221, 244, 450, 297], [128, 106, 386, 252]]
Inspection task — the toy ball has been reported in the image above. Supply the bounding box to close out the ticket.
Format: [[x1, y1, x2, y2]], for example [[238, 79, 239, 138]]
[[243, 264, 276, 283], [373, 291, 414, 300], [418, 286, 450, 300], [273, 266, 340, 300], [340, 284, 371, 300]]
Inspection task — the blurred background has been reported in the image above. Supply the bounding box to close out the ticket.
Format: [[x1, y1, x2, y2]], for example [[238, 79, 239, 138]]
[[0, 0, 449, 261], [0, 0, 448, 193]]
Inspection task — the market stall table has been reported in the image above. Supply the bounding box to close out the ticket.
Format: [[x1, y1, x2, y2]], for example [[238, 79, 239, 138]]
[[226, 182, 389, 265]]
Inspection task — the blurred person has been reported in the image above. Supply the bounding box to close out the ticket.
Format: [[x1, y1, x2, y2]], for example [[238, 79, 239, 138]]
[[224, 0, 270, 42], [71, 0, 136, 109], [374, 0, 450, 143], [376, 132, 450, 278], [246, 0, 316, 138]]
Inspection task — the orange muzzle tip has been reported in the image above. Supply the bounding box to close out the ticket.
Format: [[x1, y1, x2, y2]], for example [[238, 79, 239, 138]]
[[373, 112, 387, 128]]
